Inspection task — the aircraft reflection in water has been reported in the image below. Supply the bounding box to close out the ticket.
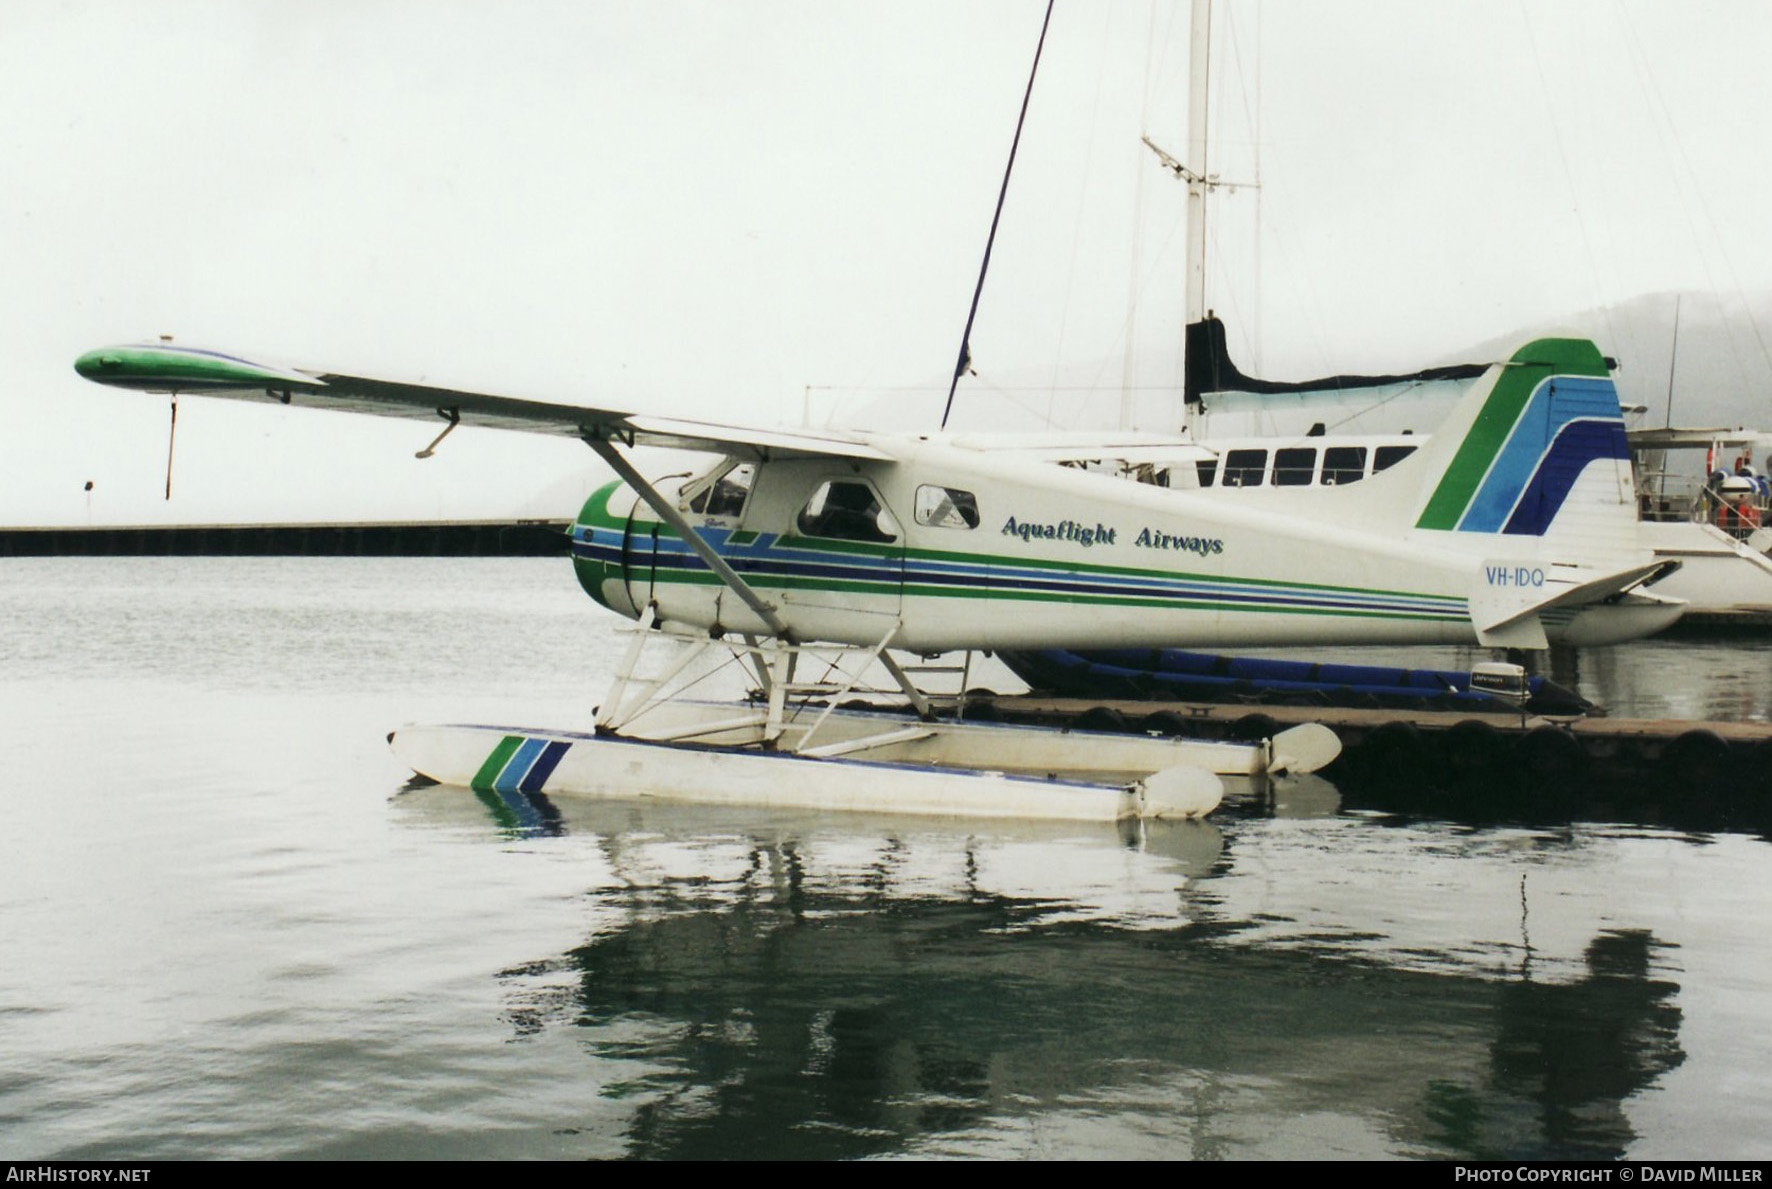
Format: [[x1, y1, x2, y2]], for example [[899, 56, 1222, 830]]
[[446, 795, 1684, 1161]]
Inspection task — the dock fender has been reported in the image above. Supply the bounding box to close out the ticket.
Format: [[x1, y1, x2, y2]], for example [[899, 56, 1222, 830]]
[[1747, 739, 1772, 793], [1140, 710, 1192, 738], [1514, 725, 1588, 781], [1442, 719, 1506, 777], [959, 700, 1002, 723], [1268, 723, 1341, 775], [1657, 729, 1733, 789], [1138, 767, 1224, 819], [1228, 712, 1281, 742], [1359, 721, 1434, 787], [1075, 706, 1131, 734]]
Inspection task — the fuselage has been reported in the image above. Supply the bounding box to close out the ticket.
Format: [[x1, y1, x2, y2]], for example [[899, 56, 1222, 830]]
[[570, 436, 1680, 653]]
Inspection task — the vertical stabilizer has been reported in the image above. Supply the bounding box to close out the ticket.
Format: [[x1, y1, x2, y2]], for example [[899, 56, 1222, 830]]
[[1410, 338, 1637, 567]]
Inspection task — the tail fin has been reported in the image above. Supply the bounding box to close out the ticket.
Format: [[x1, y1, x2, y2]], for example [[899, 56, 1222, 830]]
[[1411, 337, 1672, 645], [1410, 338, 1635, 558]]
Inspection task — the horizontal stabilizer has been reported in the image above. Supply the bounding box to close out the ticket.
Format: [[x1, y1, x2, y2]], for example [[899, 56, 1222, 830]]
[[1470, 559, 1681, 647]]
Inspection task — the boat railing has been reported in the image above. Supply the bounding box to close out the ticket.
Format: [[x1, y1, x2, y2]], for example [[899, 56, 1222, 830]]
[[1636, 470, 1700, 523], [1638, 469, 1769, 539]]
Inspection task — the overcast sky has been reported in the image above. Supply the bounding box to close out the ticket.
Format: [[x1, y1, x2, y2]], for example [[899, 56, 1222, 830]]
[[6, 0, 1770, 526]]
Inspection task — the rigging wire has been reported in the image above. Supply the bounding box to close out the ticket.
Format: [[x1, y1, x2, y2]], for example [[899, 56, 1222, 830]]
[[1123, 0, 1182, 429], [1613, 0, 1772, 408], [1045, 2, 1116, 429], [939, 0, 1056, 431], [1082, 210, 1191, 427], [1219, 0, 1262, 372], [1665, 294, 1682, 429], [1516, 0, 1621, 357]]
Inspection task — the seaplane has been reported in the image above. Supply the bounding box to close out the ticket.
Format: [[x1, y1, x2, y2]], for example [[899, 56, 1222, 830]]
[[71, 329, 1683, 820]]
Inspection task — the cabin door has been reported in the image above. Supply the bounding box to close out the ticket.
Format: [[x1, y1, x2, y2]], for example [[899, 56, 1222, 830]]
[[754, 475, 905, 641]]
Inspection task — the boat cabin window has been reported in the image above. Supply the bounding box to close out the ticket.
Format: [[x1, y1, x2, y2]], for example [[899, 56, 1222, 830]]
[[1222, 449, 1268, 488], [685, 462, 755, 518], [1273, 448, 1317, 487], [1373, 444, 1418, 473], [914, 485, 980, 529], [798, 480, 898, 543], [1321, 446, 1368, 485], [1195, 459, 1219, 488]]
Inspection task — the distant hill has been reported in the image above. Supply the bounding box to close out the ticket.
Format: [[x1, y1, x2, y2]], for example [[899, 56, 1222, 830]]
[[1474, 289, 1772, 432]]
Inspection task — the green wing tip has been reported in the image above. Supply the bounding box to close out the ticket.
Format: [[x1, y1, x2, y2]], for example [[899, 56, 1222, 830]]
[[71, 343, 321, 393]]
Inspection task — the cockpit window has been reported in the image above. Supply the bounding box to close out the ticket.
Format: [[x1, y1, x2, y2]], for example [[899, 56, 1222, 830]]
[[797, 480, 898, 543], [685, 461, 755, 518], [914, 485, 979, 529]]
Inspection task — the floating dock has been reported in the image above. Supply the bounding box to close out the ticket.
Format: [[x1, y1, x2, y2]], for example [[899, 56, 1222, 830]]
[[967, 694, 1772, 798], [0, 520, 571, 556], [1659, 605, 1772, 633]]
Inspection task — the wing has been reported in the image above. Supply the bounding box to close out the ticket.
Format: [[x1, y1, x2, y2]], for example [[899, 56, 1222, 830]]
[[73, 341, 891, 462]]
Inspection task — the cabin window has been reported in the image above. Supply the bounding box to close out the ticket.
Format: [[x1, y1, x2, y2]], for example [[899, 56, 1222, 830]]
[[686, 462, 755, 517], [1273, 448, 1317, 487], [1322, 446, 1368, 485], [1222, 449, 1268, 488], [1374, 444, 1418, 473], [1195, 459, 1218, 488], [915, 485, 979, 529], [797, 480, 898, 543]]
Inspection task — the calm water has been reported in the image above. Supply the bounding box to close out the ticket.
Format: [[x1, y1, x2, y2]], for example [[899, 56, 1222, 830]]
[[2, 557, 1770, 1160]]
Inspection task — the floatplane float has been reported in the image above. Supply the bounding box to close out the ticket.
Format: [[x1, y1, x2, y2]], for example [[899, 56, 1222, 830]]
[[72, 330, 1683, 819]]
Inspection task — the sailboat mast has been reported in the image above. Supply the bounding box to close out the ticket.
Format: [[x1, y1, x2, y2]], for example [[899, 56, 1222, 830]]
[[1185, 0, 1212, 337], [1176, 0, 1215, 435]]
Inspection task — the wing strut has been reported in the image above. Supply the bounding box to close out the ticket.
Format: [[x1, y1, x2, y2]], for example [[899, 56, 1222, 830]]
[[582, 435, 794, 641]]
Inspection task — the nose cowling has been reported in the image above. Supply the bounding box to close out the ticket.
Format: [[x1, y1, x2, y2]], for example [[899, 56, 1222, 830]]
[[571, 480, 641, 618]]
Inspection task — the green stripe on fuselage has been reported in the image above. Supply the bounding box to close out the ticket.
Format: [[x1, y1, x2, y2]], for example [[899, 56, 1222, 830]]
[[897, 581, 1462, 620], [1414, 338, 1609, 531]]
